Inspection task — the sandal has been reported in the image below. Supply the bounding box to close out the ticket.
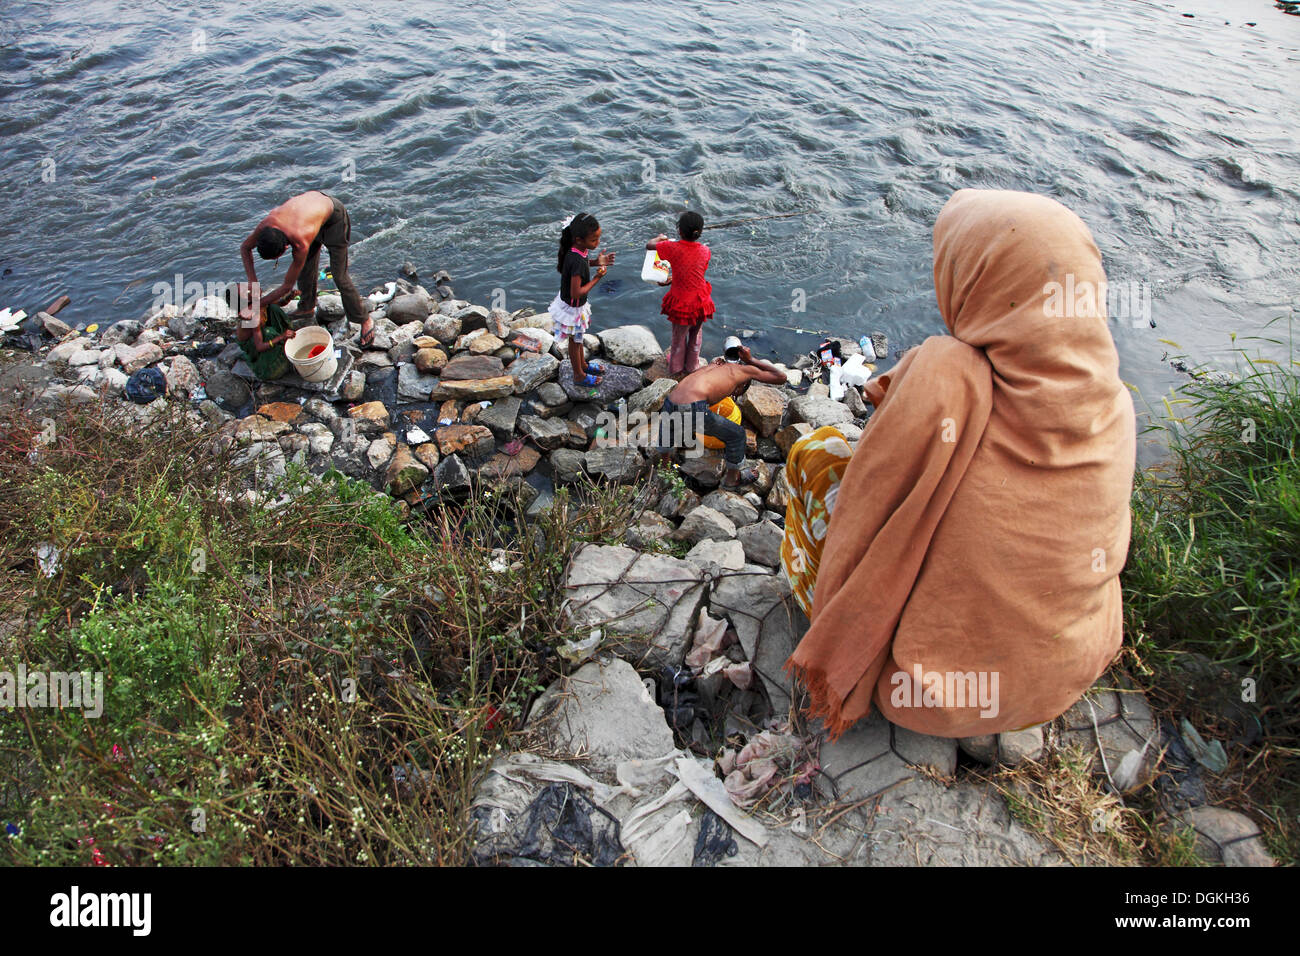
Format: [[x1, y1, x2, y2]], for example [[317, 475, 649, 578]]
[[721, 467, 758, 490], [358, 317, 376, 348], [577, 371, 602, 388], [585, 361, 605, 375]]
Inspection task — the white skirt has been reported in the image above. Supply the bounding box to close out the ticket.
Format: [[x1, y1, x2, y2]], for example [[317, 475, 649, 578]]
[[548, 293, 592, 343]]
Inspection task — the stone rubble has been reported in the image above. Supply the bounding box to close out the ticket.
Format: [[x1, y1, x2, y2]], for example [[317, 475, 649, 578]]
[[8, 264, 1273, 868]]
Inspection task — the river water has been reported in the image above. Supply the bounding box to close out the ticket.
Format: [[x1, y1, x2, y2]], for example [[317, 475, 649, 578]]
[[1, 0, 1297, 446]]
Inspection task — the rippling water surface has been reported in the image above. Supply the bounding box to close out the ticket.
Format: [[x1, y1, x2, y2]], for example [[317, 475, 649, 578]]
[[1, 0, 1297, 423]]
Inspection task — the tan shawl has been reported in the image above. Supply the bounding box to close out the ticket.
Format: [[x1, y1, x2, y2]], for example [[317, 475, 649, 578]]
[[787, 189, 1136, 739]]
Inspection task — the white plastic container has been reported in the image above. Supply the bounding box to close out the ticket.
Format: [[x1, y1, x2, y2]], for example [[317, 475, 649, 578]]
[[641, 250, 671, 284], [839, 353, 873, 388], [286, 326, 337, 382]]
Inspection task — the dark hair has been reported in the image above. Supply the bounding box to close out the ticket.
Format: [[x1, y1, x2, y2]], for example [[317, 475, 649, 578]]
[[557, 213, 599, 272], [256, 226, 289, 260], [677, 210, 704, 242]]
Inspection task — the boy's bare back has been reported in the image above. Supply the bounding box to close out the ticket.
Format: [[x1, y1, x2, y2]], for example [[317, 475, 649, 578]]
[[260, 191, 334, 247]]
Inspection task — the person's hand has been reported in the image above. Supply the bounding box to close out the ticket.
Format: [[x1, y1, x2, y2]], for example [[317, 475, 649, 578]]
[[737, 345, 753, 364], [657, 278, 671, 287], [653, 233, 668, 244], [597, 266, 608, 278], [277, 330, 296, 344], [596, 248, 616, 268]]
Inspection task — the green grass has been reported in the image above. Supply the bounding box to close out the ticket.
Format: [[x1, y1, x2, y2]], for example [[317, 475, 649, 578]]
[[0, 399, 646, 865], [1121, 328, 1300, 864]]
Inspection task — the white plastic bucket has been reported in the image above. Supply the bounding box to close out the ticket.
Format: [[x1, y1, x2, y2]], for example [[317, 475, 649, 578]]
[[286, 326, 337, 382]]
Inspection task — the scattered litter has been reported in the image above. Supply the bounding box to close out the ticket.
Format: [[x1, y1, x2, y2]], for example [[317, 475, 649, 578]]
[[125, 367, 167, 403], [558, 629, 602, 665], [671, 756, 767, 847], [489, 752, 619, 804], [406, 426, 430, 444], [684, 612, 729, 669], [486, 782, 624, 867], [487, 548, 522, 574], [717, 728, 805, 806], [692, 809, 739, 865], [615, 753, 681, 801], [35, 542, 61, 577], [723, 661, 753, 690], [1180, 718, 1229, 773]]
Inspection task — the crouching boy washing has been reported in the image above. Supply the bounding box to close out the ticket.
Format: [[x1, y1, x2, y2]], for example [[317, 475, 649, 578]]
[[656, 344, 787, 489]]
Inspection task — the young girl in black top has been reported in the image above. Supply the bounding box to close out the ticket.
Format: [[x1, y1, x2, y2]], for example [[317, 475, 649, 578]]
[[548, 212, 615, 386]]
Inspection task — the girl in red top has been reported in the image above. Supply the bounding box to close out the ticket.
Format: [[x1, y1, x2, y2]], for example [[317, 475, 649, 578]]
[[646, 210, 715, 376]]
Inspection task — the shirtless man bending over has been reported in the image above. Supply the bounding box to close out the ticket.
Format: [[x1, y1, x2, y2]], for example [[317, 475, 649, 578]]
[[657, 345, 786, 489], [239, 190, 374, 346]]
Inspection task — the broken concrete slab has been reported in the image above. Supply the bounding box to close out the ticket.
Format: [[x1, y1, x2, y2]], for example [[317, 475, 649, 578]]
[[564, 545, 708, 670]]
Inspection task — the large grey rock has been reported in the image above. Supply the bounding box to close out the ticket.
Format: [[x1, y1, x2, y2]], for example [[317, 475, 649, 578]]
[[558, 360, 641, 403], [46, 337, 88, 365], [627, 378, 676, 415], [1173, 806, 1276, 867], [700, 490, 760, 528], [678, 451, 726, 488], [167, 312, 199, 339], [741, 385, 786, 437], [519, 415, 570, 450], [674, 506, 736, 545], [549, 448, 587, 484], [115, 342, 164, 374], [433, 453, 471, 495], [712, 565, 804, 713], [298, 421, 335, 456], [625, 510, 676, 550], [510, 353, 559, 393], [564, 544, 708, 669], [656, 486, 701, 520], [683, 538, 745, 577], [736, 519, 783, 569], [423, 314, 461, 346], [198, 362, 252, 411], [99, 319, 142, 347], [397, 363, 438, 401], [997, 726, 1044, 767], [584, 446, 644, 483], [165, 354, 200, 397], [388, 292, 433, 324], [597, 325, 663, 366], [789, 395, 854, 429], [67, 349, 103, 367], [477, 396, 521, 440], [893, 725, 958, 776], [442, 353, 505, 381], [454, 304, 492, 331], [315, 293, 345, 320], [842, 384, 867, 417]]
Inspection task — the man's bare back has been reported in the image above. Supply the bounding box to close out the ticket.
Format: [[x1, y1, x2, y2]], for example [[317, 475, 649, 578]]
[[668, 346, 786, 404]]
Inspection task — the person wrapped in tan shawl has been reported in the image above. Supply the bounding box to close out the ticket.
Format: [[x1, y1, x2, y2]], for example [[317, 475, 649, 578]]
[[781, 189, 1137, 739]]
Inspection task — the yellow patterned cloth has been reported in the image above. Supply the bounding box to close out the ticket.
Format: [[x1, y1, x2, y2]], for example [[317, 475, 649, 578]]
[[780, 426, 855, 617]]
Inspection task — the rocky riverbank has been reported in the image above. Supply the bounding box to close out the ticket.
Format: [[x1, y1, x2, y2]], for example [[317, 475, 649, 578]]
[[1, 263, 1276, 867]]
